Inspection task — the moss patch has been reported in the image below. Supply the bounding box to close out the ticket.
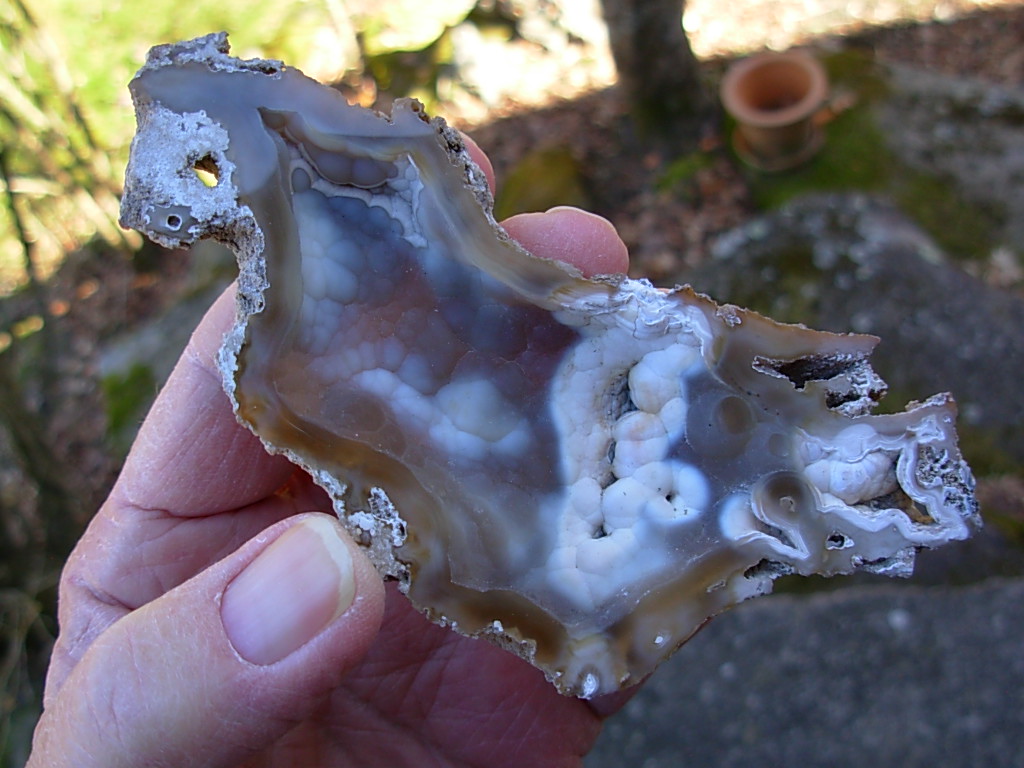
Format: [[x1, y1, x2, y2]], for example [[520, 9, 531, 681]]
[[748, 104, 890, 207], [657, 151, 715, 194], [893, 172, 1002, 263], [102, 363, 156, 458], [700, 242, 840, 326], [493, 145, 591, 220], [954, 425, 1024, 479]]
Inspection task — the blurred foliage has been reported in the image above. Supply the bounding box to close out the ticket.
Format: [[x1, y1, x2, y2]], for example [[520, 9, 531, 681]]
[[0, 0, 574, 292], [0, 0, 131, 291], [0, 0, 364, 292]]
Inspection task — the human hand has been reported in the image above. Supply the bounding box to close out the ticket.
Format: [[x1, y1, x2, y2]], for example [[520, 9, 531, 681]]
[[27, 140, 632, 768]]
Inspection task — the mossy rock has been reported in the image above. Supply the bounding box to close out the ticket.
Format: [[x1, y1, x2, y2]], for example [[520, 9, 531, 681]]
[[694, 194, 1024, 468], [741, 48, 1003, 264]]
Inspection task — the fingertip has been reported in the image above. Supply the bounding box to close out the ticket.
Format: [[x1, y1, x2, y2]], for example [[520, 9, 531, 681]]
[[183, 283, 236, 366], [501, 207, 630, 277]]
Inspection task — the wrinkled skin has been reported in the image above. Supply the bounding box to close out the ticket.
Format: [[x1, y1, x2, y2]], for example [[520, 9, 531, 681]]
[[27, 143, 634, 768]]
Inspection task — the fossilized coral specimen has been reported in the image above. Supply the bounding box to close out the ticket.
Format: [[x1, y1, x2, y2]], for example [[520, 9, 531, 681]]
[[120, 34, 979, 697]]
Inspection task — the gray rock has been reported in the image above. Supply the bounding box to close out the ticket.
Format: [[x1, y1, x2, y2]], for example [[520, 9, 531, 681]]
[[587, 577, 1024, 768], [878, 64, 1024, 257]]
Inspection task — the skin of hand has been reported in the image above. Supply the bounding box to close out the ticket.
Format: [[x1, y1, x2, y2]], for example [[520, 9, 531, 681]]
[[27, 140, 633, 768]]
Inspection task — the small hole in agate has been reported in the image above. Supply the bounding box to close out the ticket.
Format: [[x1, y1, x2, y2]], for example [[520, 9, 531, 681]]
[[826, 532, 848, 550], [192, 154, 220, 187], [165, 214, 182, 230]]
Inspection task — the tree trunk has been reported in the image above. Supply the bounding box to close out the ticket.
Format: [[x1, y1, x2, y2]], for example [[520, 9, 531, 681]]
[[599, 0, 707, 138]]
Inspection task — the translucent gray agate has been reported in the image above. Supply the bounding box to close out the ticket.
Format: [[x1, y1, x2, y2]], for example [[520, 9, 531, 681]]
[[120, 34, 979, 697]]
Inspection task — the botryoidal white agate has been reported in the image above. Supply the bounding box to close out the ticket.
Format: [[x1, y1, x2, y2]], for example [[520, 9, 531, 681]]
[[119, 34, 980, 697]]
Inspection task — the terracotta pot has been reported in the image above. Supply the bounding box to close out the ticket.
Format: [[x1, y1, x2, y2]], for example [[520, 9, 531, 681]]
[[720, 51, 828, 172]]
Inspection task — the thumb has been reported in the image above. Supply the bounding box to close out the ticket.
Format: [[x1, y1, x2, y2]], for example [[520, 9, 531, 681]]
[[30, 513, 386, 768]]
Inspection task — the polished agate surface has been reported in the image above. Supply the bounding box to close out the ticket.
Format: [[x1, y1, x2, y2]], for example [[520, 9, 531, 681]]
[[120, 34, 979, 697]]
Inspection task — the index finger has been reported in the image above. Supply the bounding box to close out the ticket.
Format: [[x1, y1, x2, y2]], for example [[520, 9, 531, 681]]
[[47, 285, 328, 694]]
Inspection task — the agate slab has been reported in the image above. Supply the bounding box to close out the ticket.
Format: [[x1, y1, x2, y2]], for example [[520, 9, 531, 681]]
[[120, 34, 980, 697]]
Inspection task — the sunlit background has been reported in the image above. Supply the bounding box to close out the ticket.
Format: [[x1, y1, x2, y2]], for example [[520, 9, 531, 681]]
[[2, 0, 1016, 292]]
